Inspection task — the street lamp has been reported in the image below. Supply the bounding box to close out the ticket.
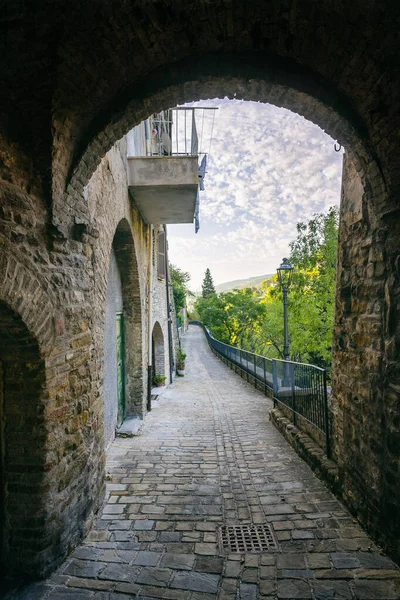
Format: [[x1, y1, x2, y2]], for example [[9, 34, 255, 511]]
[[277, 257, 294, 386]]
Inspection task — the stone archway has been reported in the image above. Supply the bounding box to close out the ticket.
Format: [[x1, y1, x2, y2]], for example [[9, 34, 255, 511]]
[[70, 71, 396, 557], [152, 321, 165, 383], [0, 0, 399, 565], [0, 300, 47, 576], [103, 219, 143, 446]]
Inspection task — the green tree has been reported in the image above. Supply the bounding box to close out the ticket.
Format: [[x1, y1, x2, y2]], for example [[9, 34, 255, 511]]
[[201, 268, 216, 298], [195, 293, 229, 340], [169, 264, 192, 313], [287, 206, 339, 367], [289, 206, 338, 273], [195, 288, 266, 348]]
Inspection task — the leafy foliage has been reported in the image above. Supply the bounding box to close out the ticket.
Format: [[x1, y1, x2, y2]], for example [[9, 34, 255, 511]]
[[176, 347, 187, 368], [195, 288, 266, 348], [287, 206, 339, 366], [201, 268, 216, 298], [169, 264, 192, 313]]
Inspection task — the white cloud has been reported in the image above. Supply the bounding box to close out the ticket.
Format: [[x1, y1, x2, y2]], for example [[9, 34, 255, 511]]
[[168, 99, 343, 290]]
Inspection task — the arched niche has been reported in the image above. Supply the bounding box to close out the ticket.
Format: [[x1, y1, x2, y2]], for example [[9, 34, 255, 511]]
[[152, 321, 166, 383], [103, 219, 143, 446], [0, 300, 47, 576]]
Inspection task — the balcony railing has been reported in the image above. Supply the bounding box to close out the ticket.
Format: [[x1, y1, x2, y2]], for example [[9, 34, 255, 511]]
[[191, 321, 330, 457]]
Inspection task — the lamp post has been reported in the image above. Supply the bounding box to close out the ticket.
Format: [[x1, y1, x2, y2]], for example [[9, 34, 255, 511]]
[[277, 257, 294, 386]]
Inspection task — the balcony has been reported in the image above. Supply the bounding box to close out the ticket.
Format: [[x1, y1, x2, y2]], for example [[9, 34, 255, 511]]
[[127, 107, 216, 228], [127, 155, 199, 225]]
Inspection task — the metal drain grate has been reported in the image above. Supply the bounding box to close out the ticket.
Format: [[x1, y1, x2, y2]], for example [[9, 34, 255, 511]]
[[219, 524, 279, 553]]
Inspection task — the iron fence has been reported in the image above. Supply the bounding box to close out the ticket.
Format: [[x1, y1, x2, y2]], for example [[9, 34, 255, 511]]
[[191, 321, 330, 457]]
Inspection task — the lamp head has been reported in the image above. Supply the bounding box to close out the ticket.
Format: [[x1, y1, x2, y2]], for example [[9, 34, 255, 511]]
[[277, 257, 293, 288]]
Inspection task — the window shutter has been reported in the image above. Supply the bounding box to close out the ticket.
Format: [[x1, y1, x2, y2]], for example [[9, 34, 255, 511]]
[[157, 230, 166, 278]]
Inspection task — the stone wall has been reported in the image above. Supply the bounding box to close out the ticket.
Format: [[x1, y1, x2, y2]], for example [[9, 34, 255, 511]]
[[0, 178, 106, 578], [331, 152, 400, 562]]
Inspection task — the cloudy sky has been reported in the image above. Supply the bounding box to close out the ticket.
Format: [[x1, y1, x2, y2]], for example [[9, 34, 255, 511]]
[[167, 99, 343, 292]]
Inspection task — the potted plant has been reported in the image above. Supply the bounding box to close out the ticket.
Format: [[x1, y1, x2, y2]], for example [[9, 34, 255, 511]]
[[153, 375, 166, 387], [176, 347, 187, 376]]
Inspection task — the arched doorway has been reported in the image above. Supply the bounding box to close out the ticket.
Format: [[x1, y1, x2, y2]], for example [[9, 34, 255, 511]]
[[0, 300, 46, 576], [152, 321, 165, 385], [103, 219, 143, 447]]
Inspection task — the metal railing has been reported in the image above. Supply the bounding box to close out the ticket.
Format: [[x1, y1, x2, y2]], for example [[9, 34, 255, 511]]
[[272, 358, 330, 456], [142, 107, 217, 158], [191, 322, 330, 457]]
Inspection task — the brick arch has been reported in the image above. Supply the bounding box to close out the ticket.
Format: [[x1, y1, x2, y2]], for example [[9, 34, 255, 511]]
[[0, 300, 49, 577], [65, 56, 380, 207], [110, 218, 144, 418], [0, 2, 397, 208], [152, 321, 165, 380]]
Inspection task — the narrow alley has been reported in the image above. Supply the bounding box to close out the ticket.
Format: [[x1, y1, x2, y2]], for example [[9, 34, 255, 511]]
[[9, 326, 400, 600]]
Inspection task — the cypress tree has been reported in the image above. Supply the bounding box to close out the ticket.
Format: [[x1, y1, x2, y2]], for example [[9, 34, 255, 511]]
[[202, 268, 216, 298]]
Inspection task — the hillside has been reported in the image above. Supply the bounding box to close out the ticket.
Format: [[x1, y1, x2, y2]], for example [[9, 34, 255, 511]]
[[215, 273, 273, 293]]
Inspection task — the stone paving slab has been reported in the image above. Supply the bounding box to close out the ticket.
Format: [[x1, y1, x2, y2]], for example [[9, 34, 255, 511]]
[[6, 325, 400, 599]]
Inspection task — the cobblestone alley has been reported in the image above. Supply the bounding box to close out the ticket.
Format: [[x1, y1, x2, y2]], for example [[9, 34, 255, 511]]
[[7, 325, 400, 600]]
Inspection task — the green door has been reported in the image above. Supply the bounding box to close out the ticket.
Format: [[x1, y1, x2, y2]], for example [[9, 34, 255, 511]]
[[116, 312, 125, 427]]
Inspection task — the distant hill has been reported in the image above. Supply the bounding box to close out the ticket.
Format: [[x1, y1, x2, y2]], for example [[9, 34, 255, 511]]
[[215, 273, 273, 293]]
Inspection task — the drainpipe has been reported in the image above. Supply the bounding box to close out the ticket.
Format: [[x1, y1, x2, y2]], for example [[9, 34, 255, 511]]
[[164, 225, 174, 384], [147, 225, 153, 412]]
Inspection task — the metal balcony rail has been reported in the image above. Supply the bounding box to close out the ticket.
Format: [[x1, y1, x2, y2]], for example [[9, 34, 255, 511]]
[[190, 321, 330, 457], [145, 107, 217, 158]]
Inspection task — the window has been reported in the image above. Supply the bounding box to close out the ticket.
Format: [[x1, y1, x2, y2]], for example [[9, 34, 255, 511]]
[[157, 229, 166, 279]]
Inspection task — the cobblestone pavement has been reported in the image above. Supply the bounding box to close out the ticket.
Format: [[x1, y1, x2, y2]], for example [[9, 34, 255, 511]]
[[8, 326, 400, 599]]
